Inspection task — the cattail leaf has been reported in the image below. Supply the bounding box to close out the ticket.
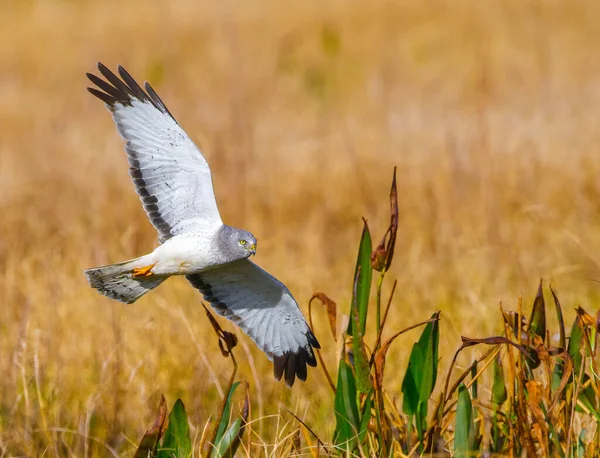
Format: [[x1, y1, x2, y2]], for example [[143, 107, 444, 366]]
[[158, 399, 191, 458], [455, 384, 473, 458], [347, 219, 372, 336]]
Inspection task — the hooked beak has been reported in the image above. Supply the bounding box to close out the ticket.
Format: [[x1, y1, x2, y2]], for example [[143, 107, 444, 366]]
[[249, 243, 256, 256]]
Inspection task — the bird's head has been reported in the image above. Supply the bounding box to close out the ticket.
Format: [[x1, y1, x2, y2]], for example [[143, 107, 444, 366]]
[[236, 229, 257, 256], [219, 226, 257, 260]]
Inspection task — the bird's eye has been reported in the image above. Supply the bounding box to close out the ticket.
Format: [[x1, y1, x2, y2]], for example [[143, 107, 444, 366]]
[[239, 240, 247, 245]]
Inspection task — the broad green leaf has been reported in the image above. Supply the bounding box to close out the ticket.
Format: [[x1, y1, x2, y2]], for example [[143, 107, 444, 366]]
[[417, 313, 440, 403], [214, 418, 242, 458], [455, 384, 473, 458], [333, 357, 360, 450], [211, 381, 241, 457], [402, 313, 439, 418], [492, 353, 507, 406], [401, 341, 423, 416], [568, 316, 584, 380], [347, 220, 372, 336], [350, 287, 371, 394], [158, 399, 191, 458], [528, 280, 546, 339]]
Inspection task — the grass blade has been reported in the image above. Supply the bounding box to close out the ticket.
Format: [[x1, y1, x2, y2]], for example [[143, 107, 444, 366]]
[[211, 381, 241, 457], [214, 418, 242, 458]]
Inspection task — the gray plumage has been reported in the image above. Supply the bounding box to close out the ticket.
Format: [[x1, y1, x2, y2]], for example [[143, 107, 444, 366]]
[[84, 63, 320, 386]]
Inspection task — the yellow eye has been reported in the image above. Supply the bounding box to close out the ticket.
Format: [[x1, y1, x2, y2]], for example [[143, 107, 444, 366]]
[[239, 240, 247, 245]]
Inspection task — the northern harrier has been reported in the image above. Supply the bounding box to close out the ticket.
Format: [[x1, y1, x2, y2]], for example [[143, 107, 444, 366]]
[[84, 63, 319, 386]]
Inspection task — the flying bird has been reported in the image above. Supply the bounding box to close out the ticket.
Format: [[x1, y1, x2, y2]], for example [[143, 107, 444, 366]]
[[84, 63, 319, 386]]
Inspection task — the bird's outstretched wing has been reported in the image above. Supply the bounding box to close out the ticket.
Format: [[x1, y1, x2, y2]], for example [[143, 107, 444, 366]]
[[87, 63, 222, 242], [186, 260, 320, 386]]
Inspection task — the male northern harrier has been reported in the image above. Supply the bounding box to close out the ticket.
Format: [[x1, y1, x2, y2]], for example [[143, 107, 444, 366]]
[[84, 63, 319, 386]]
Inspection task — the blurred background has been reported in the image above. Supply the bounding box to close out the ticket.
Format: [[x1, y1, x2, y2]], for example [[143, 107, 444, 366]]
[[2, 0, 600, 454]]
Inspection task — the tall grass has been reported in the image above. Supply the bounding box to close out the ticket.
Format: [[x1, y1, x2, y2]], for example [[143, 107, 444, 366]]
[[2, 0, 600, 455]]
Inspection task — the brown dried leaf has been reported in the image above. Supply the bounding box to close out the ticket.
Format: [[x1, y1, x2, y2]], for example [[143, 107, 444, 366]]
[[576, 306, 595, 326], [526, 381, 546, 423], [310, 293, 337, 341], [370, 239, 387, 272], [526, 380, 548, 454], [134, 395, 168, 458], [461, 335, 529, 357], [370, 167, 398, 272], [386, 166, 398, 271], [203, 304, 237, 356]]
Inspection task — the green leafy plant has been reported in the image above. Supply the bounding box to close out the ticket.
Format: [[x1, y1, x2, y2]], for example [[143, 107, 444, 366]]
[[132, 168, 600, 457]]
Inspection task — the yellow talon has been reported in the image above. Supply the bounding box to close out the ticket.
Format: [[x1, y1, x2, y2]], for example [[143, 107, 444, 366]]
[[132, 263, 156, 278]]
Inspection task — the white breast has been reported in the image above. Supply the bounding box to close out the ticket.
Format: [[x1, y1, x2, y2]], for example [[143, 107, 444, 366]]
[[150, 227, 225, 275]]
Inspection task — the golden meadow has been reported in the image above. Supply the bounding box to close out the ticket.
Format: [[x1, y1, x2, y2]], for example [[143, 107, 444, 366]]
[[1, 0, 600, 455]]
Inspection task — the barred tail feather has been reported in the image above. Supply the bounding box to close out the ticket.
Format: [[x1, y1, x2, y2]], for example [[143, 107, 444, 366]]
[[84, 258, 165, 304]]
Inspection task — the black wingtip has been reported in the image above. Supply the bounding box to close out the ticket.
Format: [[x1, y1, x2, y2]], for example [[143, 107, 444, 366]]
[[86, 63, 173, 118], [274, 354, 286, 382], [308, 330, 321, 349], [273, 347, 318, 387]]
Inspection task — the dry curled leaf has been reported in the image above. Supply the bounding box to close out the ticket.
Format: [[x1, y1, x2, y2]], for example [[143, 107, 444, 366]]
[[134, 394, 168, 458], [203, 304, 238, 355], [370, 167, 398, 272], [310, 293, 337, 341]]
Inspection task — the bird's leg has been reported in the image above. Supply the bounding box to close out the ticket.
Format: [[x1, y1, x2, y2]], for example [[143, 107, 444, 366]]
[[132, 263, 156, 278]]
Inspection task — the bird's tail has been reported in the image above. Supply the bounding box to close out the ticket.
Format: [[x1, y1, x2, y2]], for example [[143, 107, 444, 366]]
[[84, 256, 166, 304]]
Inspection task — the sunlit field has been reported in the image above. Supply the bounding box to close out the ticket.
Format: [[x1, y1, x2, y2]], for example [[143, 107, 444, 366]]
[[2, 0, 600, 455]]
